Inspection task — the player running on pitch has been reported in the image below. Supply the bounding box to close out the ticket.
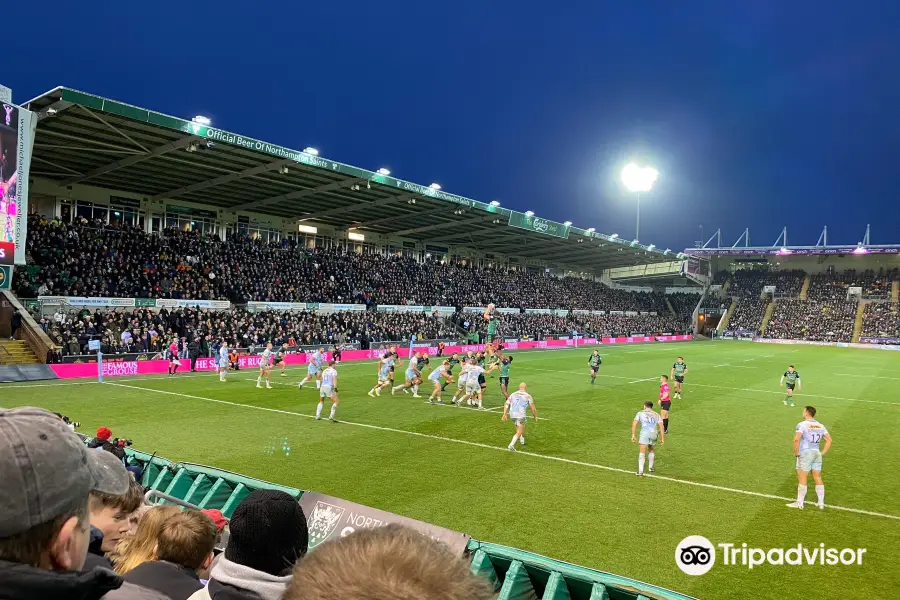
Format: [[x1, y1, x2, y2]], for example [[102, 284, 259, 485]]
[[449, 359, 472, 406], [367, 350, 395, 397], [315, 360, 340, 422], [256, 343, 273, 389], [441, 353, 461, 393], [659, 375, 671, 433], [502, 383, 537, 451], [218, 341, 229, 382], [780, 365, 801, 407], [588, 350, 602, 384], [392, 351, 423, 397], [631, 400, 665, 476], [274, 343, 289, 376], [427, 359, 454, 404], [463, 358, 487, 408], [786, 405, 832, 510], [670, 356, 688, 399], [298, 347, 326, 391]]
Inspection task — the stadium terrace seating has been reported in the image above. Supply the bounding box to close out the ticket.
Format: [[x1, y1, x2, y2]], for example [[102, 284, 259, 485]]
[[667, 291, 702, 317], [728, 269, 806, 298], [860, 302, 900, 339], [701, 296, 733, 312], [461, 312, 691, 340], [764, 299, 857, 343], [36, 307, 460, 356], [18, 216, 675, 312], [711, 270, 729, 285], [727, 298, 768, 333], [807, 268, 899, 301]]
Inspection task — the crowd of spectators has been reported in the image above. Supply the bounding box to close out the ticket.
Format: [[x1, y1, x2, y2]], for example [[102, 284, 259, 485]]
[[0, 407, 491, 600], [860, 302, 900, 339], [807, 268, 898, 301], [701, 296, 733, 312], [711, 270, 729, 285], [728, 268, 806, 298], [462, 311, 690, 339], [17, 216, 677, 312], [727, 299, 768, 333], [764, 299, 857, 342], [35, 306, 461, 357], [667, 291, 701, 317]]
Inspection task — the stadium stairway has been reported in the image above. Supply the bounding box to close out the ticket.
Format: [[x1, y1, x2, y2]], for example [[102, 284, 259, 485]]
[[665, 296, 676, 315], [852, 300, 868, 343], [718, 298, 737, 332], [0, 340, 40, 365], [113, 447, 693, 600], [893, 281, 899, 304], [759, 301, 776, 336], [799, 275, 811, 300]]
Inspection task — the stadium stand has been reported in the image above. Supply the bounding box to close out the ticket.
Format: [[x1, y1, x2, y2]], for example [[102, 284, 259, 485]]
[[728, 268, 805, 298], [727, 298, 768, 334], [860, 302, 900, 339], [667, 291, 701, 318], [764, 299, 857, 342]]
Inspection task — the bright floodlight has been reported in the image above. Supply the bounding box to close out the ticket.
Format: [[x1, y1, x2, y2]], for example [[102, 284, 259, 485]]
[[303, 147, 319, 156], [609, 233, 619, 239], [586, 227, 596, 232], [621, 162, 659, 192], [490, 200, 500, 206], [377, 168, 391, 175], [429, 183, 441, 190], [563, 221, 572, 226], [525, 210, 535, 217], [192, 115, 211, 125]]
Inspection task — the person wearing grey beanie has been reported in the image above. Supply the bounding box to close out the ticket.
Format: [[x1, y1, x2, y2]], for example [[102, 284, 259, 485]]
[[189, 489, 308, 600]]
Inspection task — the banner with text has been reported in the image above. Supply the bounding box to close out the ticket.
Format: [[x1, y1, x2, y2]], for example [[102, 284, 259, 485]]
[[1, 102, 36, 266], [299, 492, 470, 556], [376, 305, 456, 315]]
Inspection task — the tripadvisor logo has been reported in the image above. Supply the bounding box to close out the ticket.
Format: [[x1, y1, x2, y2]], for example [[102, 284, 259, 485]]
[[675, 536, 866, 576]]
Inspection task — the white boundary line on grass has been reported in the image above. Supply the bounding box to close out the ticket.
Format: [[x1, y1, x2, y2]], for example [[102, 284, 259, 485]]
[[104, 381, 899, 522]]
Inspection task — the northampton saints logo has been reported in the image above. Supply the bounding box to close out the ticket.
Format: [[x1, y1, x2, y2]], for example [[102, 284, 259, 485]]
[[307, 501, 345, 549]]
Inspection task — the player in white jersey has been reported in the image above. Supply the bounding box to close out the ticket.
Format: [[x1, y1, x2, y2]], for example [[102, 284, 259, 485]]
[[368, 351, 395, 397], [218, 341, 229, 382], [316, 360, 340, 422], [502, 383, 537, 451], [462, 359, 486, 408], [392, 352, 423, 397], [449, 360, 472, 406], [631, 400, 665, 476], [427, 360, 454, 404], [256, 343, 273, 389], [787, 405, 833, 510], [299, 347, 327, 391]]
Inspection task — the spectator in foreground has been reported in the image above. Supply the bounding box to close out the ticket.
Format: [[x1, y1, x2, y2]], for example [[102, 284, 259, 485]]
[[0, 407, 168, 599], [113, 505, 181, 574], [85, 478, 145, 570], [284, 524, 494, 600], [123, 510, 218, 600], [188, 489, 308, 600]]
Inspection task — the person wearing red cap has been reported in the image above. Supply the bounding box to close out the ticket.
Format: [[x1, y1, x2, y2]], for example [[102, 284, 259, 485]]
[[96, 426, 112, 441]]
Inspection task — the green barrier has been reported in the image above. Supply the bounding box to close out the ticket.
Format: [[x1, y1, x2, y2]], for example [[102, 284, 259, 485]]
[[118, 448, 691, 599]]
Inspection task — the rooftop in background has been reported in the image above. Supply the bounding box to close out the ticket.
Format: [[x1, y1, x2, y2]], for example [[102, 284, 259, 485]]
[[24, 87, 683, 272], [684, 225, 900, 257]]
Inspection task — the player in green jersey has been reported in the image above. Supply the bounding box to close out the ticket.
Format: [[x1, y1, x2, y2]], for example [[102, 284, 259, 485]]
[[670, 357, 688, 399], [780, 365, 801, 407], [487, 353, 501, 378], [588, 350, 602, 384], [498, 355, 514, 399], [441, 353, 461, 392]]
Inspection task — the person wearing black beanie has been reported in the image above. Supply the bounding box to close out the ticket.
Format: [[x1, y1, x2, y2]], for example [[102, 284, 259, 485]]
[[188, 490, 308, 600]]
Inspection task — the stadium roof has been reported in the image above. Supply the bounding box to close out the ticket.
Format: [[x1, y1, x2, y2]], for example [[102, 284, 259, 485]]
[[24, 87, 684, 271]]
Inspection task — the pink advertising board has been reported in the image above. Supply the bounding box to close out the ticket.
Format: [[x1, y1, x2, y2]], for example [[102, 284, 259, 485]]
[[49, 335, 692, 379]]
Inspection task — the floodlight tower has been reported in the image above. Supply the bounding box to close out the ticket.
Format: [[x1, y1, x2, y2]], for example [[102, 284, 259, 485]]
[[621, 162, 659, 242]]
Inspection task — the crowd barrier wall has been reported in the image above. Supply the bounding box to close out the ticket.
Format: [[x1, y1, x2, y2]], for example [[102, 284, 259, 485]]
[[49, 335, 693, 379]]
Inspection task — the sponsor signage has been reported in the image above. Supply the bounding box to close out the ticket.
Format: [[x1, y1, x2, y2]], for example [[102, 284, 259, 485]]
[[687, 247, 900, 256], [0, 265, 10, 290], [155, 299, 231, 309], [463, 306, 487, 313], [859, 337, 900, 345], [299, 492, 470, 556], [525, 308, 552, 315], [494, 307, 520, 314], [554, 309, 569, 317], [507, 212, 570, 239], [377, 305, 456, 314]]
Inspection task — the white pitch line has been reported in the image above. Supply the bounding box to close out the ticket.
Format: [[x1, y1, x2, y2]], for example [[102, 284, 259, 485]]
[[688, 383, 900, 406], [103, 381, 899, 522], [834, 373, 900, 381], [628, 377, 658, 384]]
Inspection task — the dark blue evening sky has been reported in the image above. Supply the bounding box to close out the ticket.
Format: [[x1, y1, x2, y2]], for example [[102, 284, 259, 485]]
[[7, 1, 900, 251]]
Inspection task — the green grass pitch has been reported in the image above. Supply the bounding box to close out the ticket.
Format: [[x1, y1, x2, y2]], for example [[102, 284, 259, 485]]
[[5, 341, 899, 600]]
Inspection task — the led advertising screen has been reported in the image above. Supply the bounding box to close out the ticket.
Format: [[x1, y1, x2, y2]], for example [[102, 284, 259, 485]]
[[0, 102, 18, 264]]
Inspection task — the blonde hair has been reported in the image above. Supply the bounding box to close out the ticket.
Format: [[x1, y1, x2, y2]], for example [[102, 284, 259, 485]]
[[111, 505, 181, 574], [284, 524, 493, 600], [155, 510, 217, 570]]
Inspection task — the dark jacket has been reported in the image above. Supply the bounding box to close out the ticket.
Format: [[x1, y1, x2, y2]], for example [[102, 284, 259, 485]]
[[123, 560, 204, 600], [82, 526, 114, 571], [0, 560, 169, 600]]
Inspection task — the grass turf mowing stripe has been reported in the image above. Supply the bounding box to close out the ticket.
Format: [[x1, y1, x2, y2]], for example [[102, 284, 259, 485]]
[[104, 381, 900, 522]]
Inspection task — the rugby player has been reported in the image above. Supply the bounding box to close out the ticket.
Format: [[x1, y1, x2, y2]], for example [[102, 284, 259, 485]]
[[786, 406, 832, 510], [316, 360, 340, 422], [256, 342, 273, 389], [502, 383, 537, 451], [631, 400, 665, 476], [427, 359, 454, 404], [670, 356, 688, 399], [298, 347, 326, 390], [780, 365, 801, 407], [588, 350, 602, 384], [659, 375, 671, 433]]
